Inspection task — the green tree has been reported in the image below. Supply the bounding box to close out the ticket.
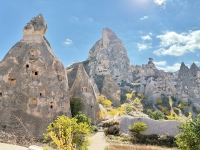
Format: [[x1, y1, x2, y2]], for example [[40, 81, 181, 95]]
[[175, 115, 200, 150], [70, 98, 83, 117], [44, 115, 90, 150], [147, 109, 165, 120]]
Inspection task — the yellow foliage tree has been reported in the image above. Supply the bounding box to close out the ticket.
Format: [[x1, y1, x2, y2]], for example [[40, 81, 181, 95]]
[[98, 95, 112, 106], [98, 110, 107, 119], [117, 107, 125, 115], [109, 108, 118, 120], [133, 97, 141, 103]]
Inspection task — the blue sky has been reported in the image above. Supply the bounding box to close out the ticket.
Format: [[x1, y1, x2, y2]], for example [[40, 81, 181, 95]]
[[1, 0, 200, 72]]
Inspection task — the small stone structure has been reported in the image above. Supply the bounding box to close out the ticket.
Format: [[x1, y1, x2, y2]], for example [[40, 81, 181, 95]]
[[0, 14, 71, 138], [120, 116, 181, 137]]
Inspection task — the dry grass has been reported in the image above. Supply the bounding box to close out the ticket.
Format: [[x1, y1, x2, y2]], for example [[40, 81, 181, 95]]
[[105, 144, 179, 150]]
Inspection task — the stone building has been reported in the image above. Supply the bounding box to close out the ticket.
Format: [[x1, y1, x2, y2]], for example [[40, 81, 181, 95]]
[[0, 14, 71, 138]]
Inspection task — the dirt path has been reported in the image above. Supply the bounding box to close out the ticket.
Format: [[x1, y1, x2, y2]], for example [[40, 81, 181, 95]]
[[88, 132, 108, 150], [0, 143, 27, 150]]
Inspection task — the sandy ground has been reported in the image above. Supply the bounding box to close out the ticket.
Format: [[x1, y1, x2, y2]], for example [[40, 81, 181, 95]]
[[0, 143, 27, 150], [88, 132, 108, 150]]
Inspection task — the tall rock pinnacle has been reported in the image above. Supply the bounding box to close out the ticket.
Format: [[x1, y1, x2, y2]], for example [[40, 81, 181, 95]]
[[87, 28, 133, 84], [0, 14, 71, 138]]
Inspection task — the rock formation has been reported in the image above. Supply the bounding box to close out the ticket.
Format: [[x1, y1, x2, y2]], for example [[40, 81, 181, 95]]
[[0, 14, 71, 138], [69, 63, 100, 124], [101, 75, 121, 106], [176, 62, 200, 103], [87, 28, 133, 85], [131, 58, 177, 101]]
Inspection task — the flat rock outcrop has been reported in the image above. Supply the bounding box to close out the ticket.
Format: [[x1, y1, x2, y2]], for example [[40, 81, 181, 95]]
[[69, 63, 100, 124], [0, 14, 71, 138]]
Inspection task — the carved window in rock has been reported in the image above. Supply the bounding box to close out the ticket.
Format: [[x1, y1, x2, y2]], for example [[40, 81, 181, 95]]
[[50, 101, 54, 109], [32, 71, 39, 81], [40, 89, 45, 97], [8, 78, 16, 87], [57, 74, 62, 81], [29, 98, 38, 106], [0, 92, 2, 97], [59, 92, 64, 99], [30, 49, 38, 59], [82, 87, 90, 92], [26, 64, 29, 69]]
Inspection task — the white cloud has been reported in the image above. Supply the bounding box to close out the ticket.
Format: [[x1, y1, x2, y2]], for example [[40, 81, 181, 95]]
[[64, 39, 73, 45], [154, 0, 166, 5], [137, 43, 151, 51], [154, 61, 167, 66], [141, 35, 152, 41], [140, 16, 148, 20], [154, 30, 200, 56], [72, 16, 79, 21], [149, 32, 153, 36], [157, 63, 181, 72], [86, 17, 94, 23]]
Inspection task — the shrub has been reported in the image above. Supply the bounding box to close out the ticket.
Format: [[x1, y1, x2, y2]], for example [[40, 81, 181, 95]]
[[98, 96, 112, 106], [44, 115, 90, 150], [133, 97, 141, 103], [147, 109, 165, 120], [175, 115, 200, 150], [129, 121, 147, 133], [124, 104, 133, 113], [104, 125, 120, 135], [70, 98, 83, 117]]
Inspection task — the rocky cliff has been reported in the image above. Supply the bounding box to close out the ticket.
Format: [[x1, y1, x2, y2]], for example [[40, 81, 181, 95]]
[[176, 62, 200, 104], [87, 28, 133, 84], [0, 14, 71, 138], [131, 58, 177, 101]]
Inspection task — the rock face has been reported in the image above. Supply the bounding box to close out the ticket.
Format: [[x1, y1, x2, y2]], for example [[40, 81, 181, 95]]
[[0, 14, 71, 138], [131, 58, 177, 101], [69, 63, 100, 124], [176, 62, 200, 103], [87, 28, 133, 85], [101, 76, 121, 106]]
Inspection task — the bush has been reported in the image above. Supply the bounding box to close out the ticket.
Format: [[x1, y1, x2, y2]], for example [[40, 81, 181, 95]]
[[129, 121, 147, 133], [175, 115, 200, 150], [44, 115, 90, 150], [70, 98, 83, 117], [147, 109, 165, 120], [124, 104, 133, 113], [74, 111, 96, 133], [98, 96, 112, 106], [104, 125, 120, 135]]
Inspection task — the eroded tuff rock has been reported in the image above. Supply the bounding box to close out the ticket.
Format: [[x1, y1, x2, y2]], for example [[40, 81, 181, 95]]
[[101, 75, 121, 106], [131, 58, 177, 101], [0, 14, 71, 138], [176, 62, 200, 103], [69, 63, 100, 124], [87, 28, 133, 84]]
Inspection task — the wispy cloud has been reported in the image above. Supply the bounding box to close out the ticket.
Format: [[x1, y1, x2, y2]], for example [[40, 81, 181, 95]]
[[154, 61, 167, 66], [141, 35, 152, 41], [72, 16, 79, 21], [86, 17, 94, 23], [154, 30, 200, 56], [140, 16, 148, 20], [137, 43, 151, 51], [157, 63, 181, 72], [64, 39, 73, 45]]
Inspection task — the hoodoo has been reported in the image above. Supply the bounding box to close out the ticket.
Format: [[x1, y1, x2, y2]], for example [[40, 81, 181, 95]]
[[0, 14, 71, 138]]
